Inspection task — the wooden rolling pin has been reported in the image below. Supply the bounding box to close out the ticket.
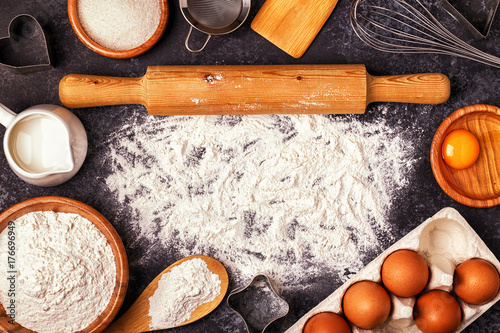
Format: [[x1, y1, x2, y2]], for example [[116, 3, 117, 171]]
[[59, 64, 450, 115]]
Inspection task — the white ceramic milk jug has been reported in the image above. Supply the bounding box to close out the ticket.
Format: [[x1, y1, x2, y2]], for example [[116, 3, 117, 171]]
[[0, 103, 87, 186]]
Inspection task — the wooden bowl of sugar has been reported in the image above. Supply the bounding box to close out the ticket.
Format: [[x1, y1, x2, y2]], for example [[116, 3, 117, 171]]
[[68, 0, 169, 58], [431, 104, 500, 208], [0, 196, 128, 332]]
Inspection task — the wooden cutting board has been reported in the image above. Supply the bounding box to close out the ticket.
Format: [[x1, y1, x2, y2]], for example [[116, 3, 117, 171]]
[[251, 0, 339, 58]]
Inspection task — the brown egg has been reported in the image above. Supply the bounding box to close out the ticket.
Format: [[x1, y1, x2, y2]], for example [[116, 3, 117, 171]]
[[414, 290, 462, 333], [454, 258, 500, 305], [381, 249, 429, 297], [342, 280, 391, 329], [302, 312, 351, 333]]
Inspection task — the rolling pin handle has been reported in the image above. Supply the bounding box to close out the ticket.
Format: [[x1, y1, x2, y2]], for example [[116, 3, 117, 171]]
[[59, 74, 145, 109], [367, 73, 450, 105]]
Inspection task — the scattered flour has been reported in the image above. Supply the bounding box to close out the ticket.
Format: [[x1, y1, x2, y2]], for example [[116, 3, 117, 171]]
[[104, 112, 417, 288], [149, 258, 221, 329], [0, 211, 116, 333], [77, 0, 161, 51]]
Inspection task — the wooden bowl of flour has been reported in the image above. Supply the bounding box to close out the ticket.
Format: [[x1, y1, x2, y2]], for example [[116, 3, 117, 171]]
[[68, 0, 169, 59], [0, 196, 128, 333]]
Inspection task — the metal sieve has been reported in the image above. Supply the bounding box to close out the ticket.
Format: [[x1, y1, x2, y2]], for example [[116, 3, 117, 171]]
[[180, 0, 251, 52]]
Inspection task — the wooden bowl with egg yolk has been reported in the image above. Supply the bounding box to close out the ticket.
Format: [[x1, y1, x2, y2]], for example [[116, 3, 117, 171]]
[[0, 196, 129, 332], [431, 104, 500, 208], [68, 0, 169, 59]]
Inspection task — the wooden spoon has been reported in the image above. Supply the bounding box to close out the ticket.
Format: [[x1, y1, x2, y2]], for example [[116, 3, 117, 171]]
[[104, 255, 229, 333]]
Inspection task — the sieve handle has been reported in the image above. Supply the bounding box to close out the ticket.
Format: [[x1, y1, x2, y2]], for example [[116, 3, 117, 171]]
[[185, 26, 212, 53]]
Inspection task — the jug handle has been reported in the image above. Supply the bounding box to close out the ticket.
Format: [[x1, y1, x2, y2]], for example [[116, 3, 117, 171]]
[[185, 26, 211, 53], [0, 104, 16, 128]]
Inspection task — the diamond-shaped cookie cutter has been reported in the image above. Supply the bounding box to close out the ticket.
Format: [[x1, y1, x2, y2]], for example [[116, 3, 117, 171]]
[[227, 274, 289, 333], [440, 0, 500, 40], [0, 14, 54, 73]]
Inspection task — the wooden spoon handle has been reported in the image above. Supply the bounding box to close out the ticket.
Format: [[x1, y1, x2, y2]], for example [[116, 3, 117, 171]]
[[103, 313, 142, 333], [102, 320, 128, 333], [367, 73, 450, 105], [102, 292, 151, 333]]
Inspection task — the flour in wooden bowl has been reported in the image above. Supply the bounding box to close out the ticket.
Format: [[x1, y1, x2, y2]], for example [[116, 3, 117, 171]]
[[0, 211, 116, 333], [104, 112, 417, 289]]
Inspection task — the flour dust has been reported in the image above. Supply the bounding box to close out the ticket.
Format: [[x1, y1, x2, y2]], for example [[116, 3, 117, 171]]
[[104, 111, 417, 289]]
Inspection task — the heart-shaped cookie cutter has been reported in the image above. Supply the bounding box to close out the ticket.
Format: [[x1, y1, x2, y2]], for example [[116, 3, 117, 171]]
[[0, 14, 54, 73], [227, 274, 289, 333]]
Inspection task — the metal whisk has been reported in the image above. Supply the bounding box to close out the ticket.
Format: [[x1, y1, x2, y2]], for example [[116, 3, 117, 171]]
[[350, 0, 500, 68]]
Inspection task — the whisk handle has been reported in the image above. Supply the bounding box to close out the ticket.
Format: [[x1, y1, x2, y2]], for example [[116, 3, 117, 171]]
[[367, 73, 450, 105]]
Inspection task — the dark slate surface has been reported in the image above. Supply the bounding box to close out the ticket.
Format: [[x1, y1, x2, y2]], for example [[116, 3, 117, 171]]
[[0, 0, 499, 332]]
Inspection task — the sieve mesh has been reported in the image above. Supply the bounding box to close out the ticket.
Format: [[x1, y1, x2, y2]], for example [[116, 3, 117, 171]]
[[187, 0, 242, 29]]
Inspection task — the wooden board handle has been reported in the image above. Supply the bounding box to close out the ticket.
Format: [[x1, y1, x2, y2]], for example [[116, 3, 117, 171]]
[[59, 74, 145, 108], [367, 73, 450, 105]]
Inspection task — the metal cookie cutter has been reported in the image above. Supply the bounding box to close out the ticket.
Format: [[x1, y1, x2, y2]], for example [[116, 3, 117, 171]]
[[440, 0, 500, 40], [227, 274, 289, 333], [0, 14, 54, 73]]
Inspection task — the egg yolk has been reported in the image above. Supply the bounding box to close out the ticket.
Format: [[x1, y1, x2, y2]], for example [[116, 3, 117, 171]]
[[442, 129, 479, 169]]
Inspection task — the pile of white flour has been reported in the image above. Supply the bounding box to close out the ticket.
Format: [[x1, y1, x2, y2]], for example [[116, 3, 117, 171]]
[[0, 211, 116, 333], [149, 258, 221, 328], [104, 112, 417, 288]]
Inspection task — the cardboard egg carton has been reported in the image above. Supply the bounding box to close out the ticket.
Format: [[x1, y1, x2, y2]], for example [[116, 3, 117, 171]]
[[285, 207, 500, 332]]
